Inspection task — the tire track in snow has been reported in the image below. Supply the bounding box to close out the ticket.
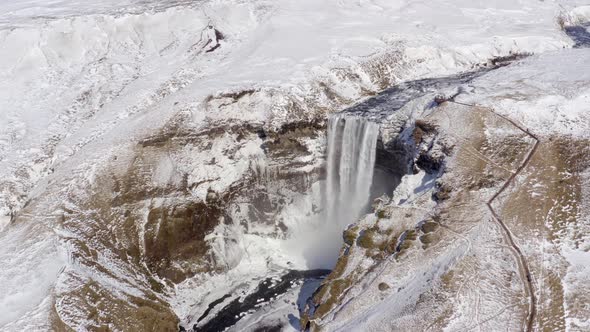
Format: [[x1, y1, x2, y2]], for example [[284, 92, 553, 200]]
[[450, 100, 538, 332]]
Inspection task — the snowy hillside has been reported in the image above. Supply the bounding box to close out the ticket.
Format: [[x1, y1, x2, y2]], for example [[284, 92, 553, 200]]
[[0, 0, 589, 331], [303, 49, 590, 332]]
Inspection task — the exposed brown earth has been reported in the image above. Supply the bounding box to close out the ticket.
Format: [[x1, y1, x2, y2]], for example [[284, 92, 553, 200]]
[[500, 137, 590, 331], [452, 101, 540, 332]]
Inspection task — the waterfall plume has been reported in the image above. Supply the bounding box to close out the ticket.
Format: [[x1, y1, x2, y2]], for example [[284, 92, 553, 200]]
[[326, 114, 379, 228]]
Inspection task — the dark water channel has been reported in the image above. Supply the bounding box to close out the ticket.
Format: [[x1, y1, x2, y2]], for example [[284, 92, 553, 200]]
[[565, 23, 590, 48], [189, 270, 330, 332]]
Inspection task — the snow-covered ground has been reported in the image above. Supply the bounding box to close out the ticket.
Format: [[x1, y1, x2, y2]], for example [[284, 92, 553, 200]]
[[459, 49, 590, 331], [460, 49, 590, 139], [0, 0, 200, 27], [1, 0, 589, 330], [308, 48, 590, 331], [0, 0, 579, 217]]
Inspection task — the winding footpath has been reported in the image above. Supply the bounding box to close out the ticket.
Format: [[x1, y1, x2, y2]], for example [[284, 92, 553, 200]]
[[450, 100, 539, 332]]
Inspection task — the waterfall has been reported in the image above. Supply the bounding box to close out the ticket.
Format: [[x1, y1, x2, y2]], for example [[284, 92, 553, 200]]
[[286, 113, 379, 268], [326, 113, 379, 229]]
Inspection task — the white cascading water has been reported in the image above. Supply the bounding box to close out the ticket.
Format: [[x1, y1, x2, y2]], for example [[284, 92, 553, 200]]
[[326, 113, 380, 230], [288, 113, 379, 268]]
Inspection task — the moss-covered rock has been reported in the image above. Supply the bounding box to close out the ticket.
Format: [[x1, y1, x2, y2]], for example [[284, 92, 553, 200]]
[[343, 226, 359, 246], [378, 282, 391, 291]]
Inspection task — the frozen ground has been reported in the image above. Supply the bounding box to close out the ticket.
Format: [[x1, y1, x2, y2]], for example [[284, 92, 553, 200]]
[[0, 0, 201, 27], [461, 49, 590, 139], [458, 49, 590, 331], [306, 49, 590, 331], [0, 0, 589, 331]]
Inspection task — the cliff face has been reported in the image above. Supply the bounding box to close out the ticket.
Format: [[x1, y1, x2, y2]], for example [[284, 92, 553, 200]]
[[51, 111, 328, 330]]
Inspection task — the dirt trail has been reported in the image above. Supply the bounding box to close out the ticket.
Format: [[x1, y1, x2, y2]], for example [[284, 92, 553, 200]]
[[450, 100, 538, 332]]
